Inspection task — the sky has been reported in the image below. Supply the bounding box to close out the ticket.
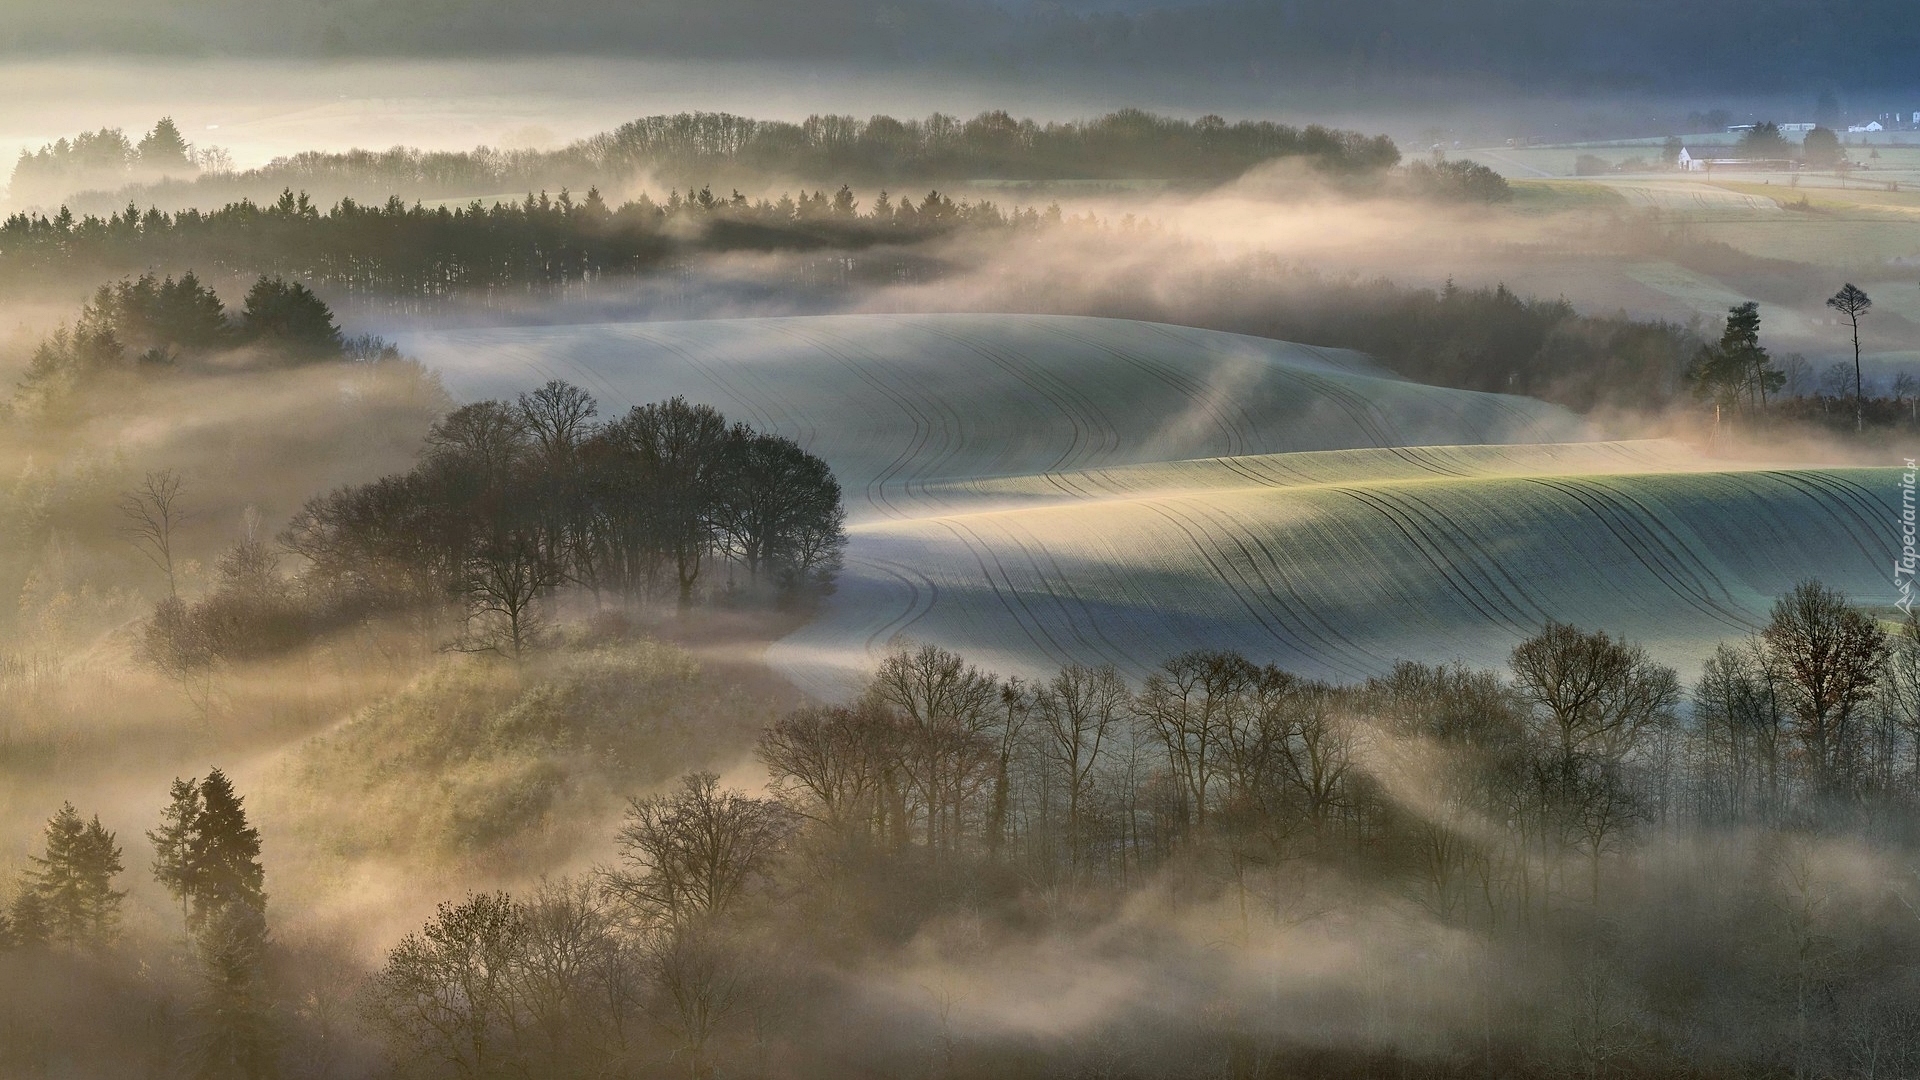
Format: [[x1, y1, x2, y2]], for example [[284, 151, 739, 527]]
[[3, 0, 1915, 172]]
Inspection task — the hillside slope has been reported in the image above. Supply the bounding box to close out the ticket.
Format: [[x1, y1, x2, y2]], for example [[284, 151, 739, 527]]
[[406, 313, 1592, 521], [404, 314, 1893, 697], [772, 457, 1895, 693]]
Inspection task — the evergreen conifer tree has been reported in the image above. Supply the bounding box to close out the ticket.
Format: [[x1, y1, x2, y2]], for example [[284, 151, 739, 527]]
[[187, 900, 276, 1079], [26, 803, 125, 949], [137, 117, 194, 172], [150, 776, 205, 922]]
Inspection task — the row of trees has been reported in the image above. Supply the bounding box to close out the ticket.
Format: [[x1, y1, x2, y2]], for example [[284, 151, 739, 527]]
[[143, 383, 846, 672], [750, 581, 1911, 910], [0, 185, 1039, 300], [7, 118, 218, 208], [355, 579, 1920, 1079], [19, 110, 1401, 215], [1688, 284, 1902, 432]]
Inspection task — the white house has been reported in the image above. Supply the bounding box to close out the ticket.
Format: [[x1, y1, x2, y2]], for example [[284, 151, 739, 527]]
[[1848, 121, 1884, 133], [1677, 147, 1707, 171], [1676, 146, 1796, 172]]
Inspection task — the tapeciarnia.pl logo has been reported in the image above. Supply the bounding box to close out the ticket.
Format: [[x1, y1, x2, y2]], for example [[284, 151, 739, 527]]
[[1899, 458, 1917, 616]]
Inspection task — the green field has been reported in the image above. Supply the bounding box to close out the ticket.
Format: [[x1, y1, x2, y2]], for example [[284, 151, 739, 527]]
[[405, 314, 1898, 697]]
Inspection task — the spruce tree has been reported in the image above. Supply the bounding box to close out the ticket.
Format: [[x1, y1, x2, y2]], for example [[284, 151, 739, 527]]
[[150, 771, 275, 1078], [238, 277, 343, 360], [26, 803, 125, 949], [151, 776, 205, 922], [137, 116, 194, 171], [2, 885, 51, 950], [188, 769, 266, 931]]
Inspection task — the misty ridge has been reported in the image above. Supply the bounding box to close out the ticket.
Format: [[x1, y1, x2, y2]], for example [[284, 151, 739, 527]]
[[4, 109, 1406, 216], [0, 249, 1912, 1080], [5, 19, 1920, 1077]]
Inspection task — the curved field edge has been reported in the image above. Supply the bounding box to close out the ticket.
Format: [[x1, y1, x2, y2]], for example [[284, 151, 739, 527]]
[[769, 466, 1903, 699], [399, 313, 1595, 520], [904, 439, 1710, 514]]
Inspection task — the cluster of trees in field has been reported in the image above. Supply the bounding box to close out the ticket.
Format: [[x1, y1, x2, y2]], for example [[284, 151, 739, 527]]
[[1687, 286, 1920, 433], [142, 381, 845, 681], [9, 269, 351, 418], [16, 579, 1920, 1078], [1016, 255, 1701, 413], [1402, 158, 1512, 202], [13, 110, 1402, 215], [0, 185, 1041, 300]]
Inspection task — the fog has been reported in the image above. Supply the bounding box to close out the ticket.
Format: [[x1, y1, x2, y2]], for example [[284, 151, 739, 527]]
[[5, 49, 1920, 1079]]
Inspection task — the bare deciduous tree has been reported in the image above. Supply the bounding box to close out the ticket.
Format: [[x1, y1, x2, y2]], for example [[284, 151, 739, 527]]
[[118, 469, 187, 596], [1033, 663, 1129, 873], [867, 644, 1001, 851], [1763, 579, 1888, 801], [606, 773, 793, 928]]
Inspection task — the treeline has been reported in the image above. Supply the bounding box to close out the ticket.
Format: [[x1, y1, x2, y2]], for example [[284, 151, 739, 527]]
[[1267, 276, 1689, 411], [16, 109, 1401, 215], [1039, 257, 1700, 413], [585, 109, 1400, 184], [22, 579, 1920, 1077], [7, 117, 217, 209], [347, 580, 1920, 1079], [8, 268, 367, 420], [0, 185, 1038, 299], [143, 383, 845, 680]]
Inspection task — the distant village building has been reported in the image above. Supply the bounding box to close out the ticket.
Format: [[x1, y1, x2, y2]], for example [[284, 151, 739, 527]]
[[1677, 146, 1795, 172], [1848, 121, 1884, 133]]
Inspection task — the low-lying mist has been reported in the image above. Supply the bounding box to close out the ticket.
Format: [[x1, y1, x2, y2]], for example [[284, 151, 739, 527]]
[[3, 91, 1920, 1080]]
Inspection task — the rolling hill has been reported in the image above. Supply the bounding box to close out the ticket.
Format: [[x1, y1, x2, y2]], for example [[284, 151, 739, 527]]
[[406, 313, 1591, 521], [401, 313, 1898, 697]]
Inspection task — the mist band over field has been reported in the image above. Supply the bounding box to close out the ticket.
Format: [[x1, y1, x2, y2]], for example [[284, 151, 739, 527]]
[[4, 23, 1920, 1080]]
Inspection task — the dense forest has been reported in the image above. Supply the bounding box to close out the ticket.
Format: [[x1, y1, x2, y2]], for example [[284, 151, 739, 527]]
[[9, 110, 1402, 214], [10, 584, 1920, 1078], [0, 186, 1046, 299]]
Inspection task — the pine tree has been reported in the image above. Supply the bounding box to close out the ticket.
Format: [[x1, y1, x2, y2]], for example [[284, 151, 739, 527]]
[[137, 117, 194, 171], [185, 769, 267, 932], [26, 803, 125, 949], [151, 776, 205, 922], [1689, 302, 1781, 418], [238, 277, 342, 360], [1, 884, 51, 950]]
